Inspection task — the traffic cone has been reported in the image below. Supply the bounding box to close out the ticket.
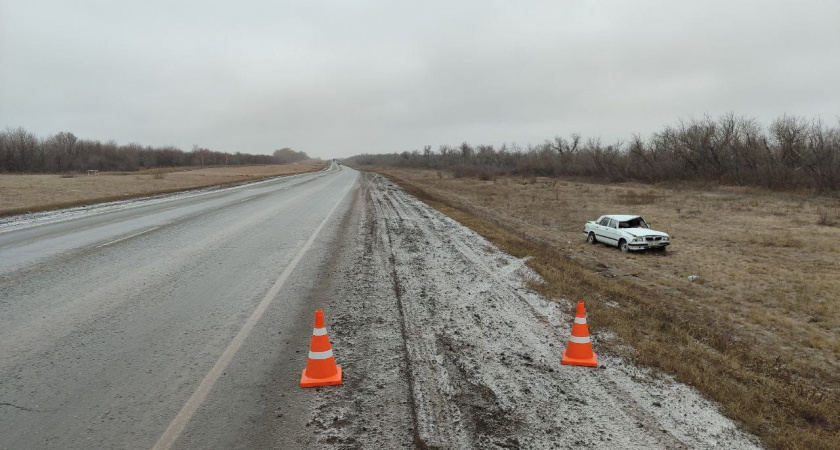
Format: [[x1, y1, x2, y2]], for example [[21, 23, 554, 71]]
[[300, 309, 343, 388], [561, 301, 598, 367]]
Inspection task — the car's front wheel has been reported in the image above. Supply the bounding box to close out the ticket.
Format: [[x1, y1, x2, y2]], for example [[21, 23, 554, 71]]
[[619, 239, 629, 253], [587, 232, 597, 245]]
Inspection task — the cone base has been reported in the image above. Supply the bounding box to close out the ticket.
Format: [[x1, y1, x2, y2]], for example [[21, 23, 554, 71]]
[[300, 366, 342, 388], [561, 350, 598, 367]]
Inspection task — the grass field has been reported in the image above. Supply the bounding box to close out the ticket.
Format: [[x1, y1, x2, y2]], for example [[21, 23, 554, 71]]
[[0, 162, 326, 217], [364, 166, 840, 450]]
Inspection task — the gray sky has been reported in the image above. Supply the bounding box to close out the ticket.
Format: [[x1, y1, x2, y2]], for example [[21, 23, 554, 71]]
[[1, 1, 838, 158]]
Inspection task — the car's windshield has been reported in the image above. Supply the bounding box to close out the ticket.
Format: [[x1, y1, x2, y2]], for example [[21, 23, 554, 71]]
[[619, 217, 649, 229]]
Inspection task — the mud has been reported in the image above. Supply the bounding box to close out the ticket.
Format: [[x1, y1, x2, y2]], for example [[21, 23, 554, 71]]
[[315, 173, 761, 449]]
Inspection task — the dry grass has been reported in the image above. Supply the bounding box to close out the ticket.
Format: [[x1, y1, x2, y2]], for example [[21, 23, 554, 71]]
[[0, 162, 326, 217], [817, 208, 840, 227], [362, 166, 840, 450]]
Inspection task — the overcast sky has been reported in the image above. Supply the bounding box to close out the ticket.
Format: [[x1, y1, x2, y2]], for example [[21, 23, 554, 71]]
[[1, 1, 838, 158]]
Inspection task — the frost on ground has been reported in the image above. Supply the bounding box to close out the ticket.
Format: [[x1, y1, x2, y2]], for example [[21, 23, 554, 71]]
[[317, 173, 761, 450]]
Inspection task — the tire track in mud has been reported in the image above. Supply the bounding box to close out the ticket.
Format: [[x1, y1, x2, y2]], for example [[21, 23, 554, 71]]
[[377, 187, 434, 450], [309, 183, 413, 450], [370, 176, 551, 448], [373, 180, 529, 448], [370, 179, 474, 450]]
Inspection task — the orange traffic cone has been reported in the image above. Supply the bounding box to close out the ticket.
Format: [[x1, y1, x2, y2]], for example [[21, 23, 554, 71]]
[[561, 301, 598, 367], [300, 309, 343, 388]]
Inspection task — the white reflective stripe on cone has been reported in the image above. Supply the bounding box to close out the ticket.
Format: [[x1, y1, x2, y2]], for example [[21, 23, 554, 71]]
[[569, 335, 591, 344], [574, 317, 587, 324], [309, 349, 334, 360], [312, 327, 327, 336]]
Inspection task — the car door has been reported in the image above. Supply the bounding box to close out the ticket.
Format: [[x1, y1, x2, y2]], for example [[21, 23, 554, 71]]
[[604, 218, 621, 246], [595, 217, 615, 245]]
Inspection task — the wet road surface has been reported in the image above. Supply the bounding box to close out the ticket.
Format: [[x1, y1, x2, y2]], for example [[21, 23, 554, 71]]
[[0, 163, 359, 449]]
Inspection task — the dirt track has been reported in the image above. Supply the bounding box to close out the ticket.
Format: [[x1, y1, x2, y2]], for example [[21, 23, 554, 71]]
[[314, 173, 761, 449]]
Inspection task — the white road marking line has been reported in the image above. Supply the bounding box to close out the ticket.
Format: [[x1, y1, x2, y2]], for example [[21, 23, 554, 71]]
[[151, 172, 358, 450], [95, 227, 160, 248], [231, 196, 257, 205]]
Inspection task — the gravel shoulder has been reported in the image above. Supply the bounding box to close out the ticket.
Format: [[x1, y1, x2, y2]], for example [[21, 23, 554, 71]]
[[316, 173, 761, 449]]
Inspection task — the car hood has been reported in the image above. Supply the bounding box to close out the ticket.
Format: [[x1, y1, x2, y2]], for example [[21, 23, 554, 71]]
[[623, 228, 668, 237]]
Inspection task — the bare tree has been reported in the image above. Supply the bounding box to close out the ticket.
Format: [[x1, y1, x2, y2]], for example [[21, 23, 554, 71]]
[[345, 113, 840, 192]]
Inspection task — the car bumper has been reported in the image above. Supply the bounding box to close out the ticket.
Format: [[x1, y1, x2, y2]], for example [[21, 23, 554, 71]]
[[628, 241, 669, 250]]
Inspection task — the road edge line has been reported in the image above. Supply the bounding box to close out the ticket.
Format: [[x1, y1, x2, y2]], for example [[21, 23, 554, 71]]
[[95, 226, 160, 248]]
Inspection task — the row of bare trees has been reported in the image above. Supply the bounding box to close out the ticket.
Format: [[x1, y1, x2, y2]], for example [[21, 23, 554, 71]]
[[347, 114, 840, 191], [272, 147, 310, 164], [0, 128, 307, 173]]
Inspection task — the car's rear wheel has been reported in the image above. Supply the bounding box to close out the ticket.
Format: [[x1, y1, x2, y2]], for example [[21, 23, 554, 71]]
[[587, 232, 597, 245], [619, 239, 629, 253]]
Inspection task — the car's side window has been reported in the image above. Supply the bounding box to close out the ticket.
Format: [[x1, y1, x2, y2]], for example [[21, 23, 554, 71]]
[[608, 219, 618, 228], [599, 217, 610, 226]]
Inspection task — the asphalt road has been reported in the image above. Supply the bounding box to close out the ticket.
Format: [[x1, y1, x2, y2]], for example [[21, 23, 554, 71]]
[[0, 163, 360, 449]]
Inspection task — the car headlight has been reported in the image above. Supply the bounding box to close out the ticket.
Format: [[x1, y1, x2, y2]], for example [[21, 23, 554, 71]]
[[663, 236, 669, 241], [633, 237, 642, 242]]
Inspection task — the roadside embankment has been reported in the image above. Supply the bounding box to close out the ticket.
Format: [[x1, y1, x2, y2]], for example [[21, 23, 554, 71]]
[[353, 166, 840, 450], [312, 172, 760, 449]]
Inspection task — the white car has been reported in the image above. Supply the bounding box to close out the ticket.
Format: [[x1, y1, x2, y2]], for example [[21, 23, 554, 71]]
[[583, 215, 670, 252]]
